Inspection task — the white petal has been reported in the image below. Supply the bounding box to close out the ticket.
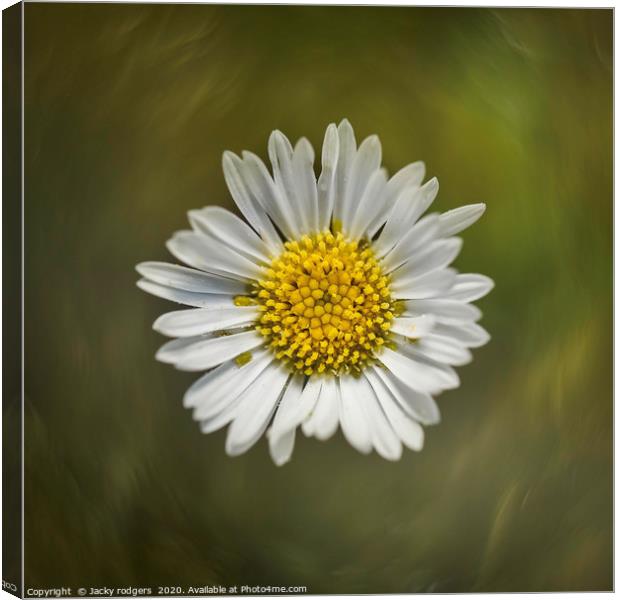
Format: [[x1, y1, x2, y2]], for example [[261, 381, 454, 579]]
[[432, 322, 491, 348], [225, 365, 290, 456], [391, 268, 456, 300], [396, 342, 461, 389], [415, 335, 473, 366], [438, 203, 486, 237], [370, 365, 440, 425], [242, 149, 299, 240], [392, 238, 462, 282], [188, 206, 271, 264], [380, 214, 440, 273], [153, 306, 258, 337], [332, 119, 357, 225], [338, 376, 372, 454], [367, 161, 425, 238], [391, 314, 436, 339], [346, 168, 388, 240], [222, 151, 283, 254], [302, 376, 339, 440], [268, 131, 312, 236], [137, 279, 235, 309], [188, 352, 274, 421], [317, 123, 339, 231], [167, 231, 263, 281], [442, 273, 495, 302], [341, 135, 382, 230], [200, 395, 245, 434], [194, 366, 269, 423], [374, 177, 439, 258], [136, 262, 246, 295], [386, 162, 426, 202], [293, 137, 319, 233], [267, 374, 305, 465], [164, 232, 223, 275], [198, 360, 276, 434], [159, 330, 264, 371], [357, 375, 402, 461], [270, 373, 305, 427], [269, 376, 322, 444], [184, 349, 269, 408], [312, 378, 341, 441], [366, 372, 424, 451], [156, 334, 215, 364], [403, 299, 481, 324], [378, 346, 458, 394], [269, 428, 296, 467]]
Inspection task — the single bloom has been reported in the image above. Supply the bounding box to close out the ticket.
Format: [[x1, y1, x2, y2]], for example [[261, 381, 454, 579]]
[[136, 119, 493, 465]]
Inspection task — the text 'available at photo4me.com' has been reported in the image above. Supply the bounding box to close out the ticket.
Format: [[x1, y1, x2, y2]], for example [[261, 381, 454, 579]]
[[16, 584, 309, 598]]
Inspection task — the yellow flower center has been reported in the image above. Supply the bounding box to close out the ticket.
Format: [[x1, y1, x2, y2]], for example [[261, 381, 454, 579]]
[[251, 231, 397, 376]]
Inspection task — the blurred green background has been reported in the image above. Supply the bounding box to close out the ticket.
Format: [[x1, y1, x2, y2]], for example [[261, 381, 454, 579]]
[[20, 5, 611, 593]]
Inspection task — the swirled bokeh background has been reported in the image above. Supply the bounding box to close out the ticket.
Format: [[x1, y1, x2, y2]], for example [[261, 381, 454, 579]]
[[19, 5, 611, 592]]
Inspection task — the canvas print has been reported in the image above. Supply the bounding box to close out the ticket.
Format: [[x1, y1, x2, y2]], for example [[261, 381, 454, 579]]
[[2, 3, 613, 596]]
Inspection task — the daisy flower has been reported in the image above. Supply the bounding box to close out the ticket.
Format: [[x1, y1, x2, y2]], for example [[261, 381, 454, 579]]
[[136, 119, 493, 465]]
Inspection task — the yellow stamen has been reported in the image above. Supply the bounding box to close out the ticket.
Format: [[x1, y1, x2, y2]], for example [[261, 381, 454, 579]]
[[253, 231, 400, 376]]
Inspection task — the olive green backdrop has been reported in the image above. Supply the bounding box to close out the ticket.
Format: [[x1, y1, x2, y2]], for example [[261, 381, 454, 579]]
[[21, 5, 612, 592]]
